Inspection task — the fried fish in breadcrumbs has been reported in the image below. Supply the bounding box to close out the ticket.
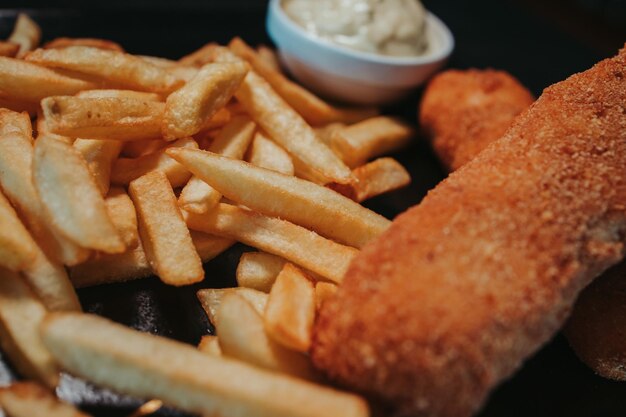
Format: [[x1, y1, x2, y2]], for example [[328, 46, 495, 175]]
[[312, 48, 626, 417]]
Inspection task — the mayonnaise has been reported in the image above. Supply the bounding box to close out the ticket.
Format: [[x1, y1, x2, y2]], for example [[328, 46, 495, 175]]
[[282, 0, 429, 57]]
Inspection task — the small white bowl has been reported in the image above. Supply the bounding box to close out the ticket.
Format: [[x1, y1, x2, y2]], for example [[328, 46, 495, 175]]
[[266, 0, 454, 105]]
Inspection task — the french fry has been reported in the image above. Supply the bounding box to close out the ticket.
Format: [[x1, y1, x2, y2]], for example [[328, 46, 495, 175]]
[[73, 138, 123, 196], [129, 171, 203, 286], [163, 62, 249, 140], [41, 96, 165, 141], [217, 293, 319, 380], [179, 116, 255, 214], [236, 252, 286, 292], [229, 38, 377, 126], [264, 264, 315, 352], [42, 312, 369, 417], [0, 268, 59, 388], [0, 57, 95, 104], [256, 45, 281, 72], [33, 135, 125, 254], [121, 138, 168, 158], [0, 97, 39, 115], [178, 42, 219, 67], [0, 190, 38, 271], [26, 46, 184, 93], [127, 400, 163, 417], [168, 148, 390, 248], [77, 89, 161, 102], [197, 287, 268, 326], [0, 382, 91, 417], [8, 14, 41, 57], [105, 187, 138, 249], [327, 157, 411, 202], [328, 116, 414, 167], [43, 37, 124, 52], [185, 204, 358, 283], [0, 41, 19, 58], [315, 282, 338, 311], [198, 335, 222, 356], [247, 131, 294, 175], [111, 137, 198, 187]]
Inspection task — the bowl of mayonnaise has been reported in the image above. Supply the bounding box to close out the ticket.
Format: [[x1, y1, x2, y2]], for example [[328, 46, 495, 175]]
[[267, 0, 454, 105]]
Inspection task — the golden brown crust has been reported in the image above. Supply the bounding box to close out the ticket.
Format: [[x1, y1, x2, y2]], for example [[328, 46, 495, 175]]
[[419, 69, 534, 171], [312, 48, 626, 417]]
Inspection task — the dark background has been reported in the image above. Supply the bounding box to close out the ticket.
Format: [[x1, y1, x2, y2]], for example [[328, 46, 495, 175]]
[[0, 1, 624, 416]]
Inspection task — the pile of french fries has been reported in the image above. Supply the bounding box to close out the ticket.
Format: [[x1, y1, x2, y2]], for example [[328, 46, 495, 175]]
[[0, 14, 414, 417]]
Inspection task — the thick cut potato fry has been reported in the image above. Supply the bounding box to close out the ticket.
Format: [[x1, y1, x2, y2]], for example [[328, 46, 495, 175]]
[[217, 293, 319, 380], [0, 269, 59, 388], [328, 116, 414, 167], [112, 137, 198, 187], [178, 42, 219, 66], [8, 14, 41, 57], [0, 41, 19, 58], [105, 187, 138, 249], [168, 149, 390, 248], [163, 62, 248, 139], [44, 37, 123, 52], [129, 171, 203, 286], [247, 131, 294, 175], [0, 382, 91, 417], [229, 38, 377, 126], [33, 135, 124, 254], [77, 89, 161, 102], [0, 57, 94, 103], [42, 313, 369, 417], [264, 264, 315, 352], [197, 287, 268, 326], [236, 252, 286, 292], [73, 138, 122, 196], [179, 116, 255, 214], [0, 191, 38, 271], [256, 45, 281, 72], [186, 204, 358, 283], [121, 138, 168, 158], [41, 96, 165, 141], [198, 335, 222, 356], [26, 46, 184, 93], [315, 282, 338, 311], [327, 157, 411, 202]]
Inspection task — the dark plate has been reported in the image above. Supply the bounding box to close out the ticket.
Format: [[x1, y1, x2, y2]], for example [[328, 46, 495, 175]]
[[0, 1, 623, 416]]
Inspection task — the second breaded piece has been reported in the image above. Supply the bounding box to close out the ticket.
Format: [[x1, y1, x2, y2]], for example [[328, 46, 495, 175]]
[[312, 48, 626, 417], [419, 69, 534, 171]]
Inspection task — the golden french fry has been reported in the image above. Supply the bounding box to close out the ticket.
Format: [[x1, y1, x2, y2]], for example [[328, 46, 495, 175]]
[[163, 62, 249, 140], [0, 382, 91, 417], [216, 293, 319, 380], [264, 264, 315, 352], [0, 57, 94, 103], [121, 138, 168, 158], [43, 37, 124, 52], [315, 282, 338, 311], [186, 204, 358, 283], [198, 335, 222, 356], [129, 171, 203, 286], [0, 190, 38, 271], [179, 116, 256, 214], [41, 96, 165, 141], [247, 131, 294, 175], [168, 148, 390, 248], [111, 137, 198, 187], [236, 251, 286, 292], [0, 269, 59, 388], [0, 41, 19, 58], [73, 138, 123, 196], [42, 312, 369, 417], [229, 38, 377, 126], [178, 42, 219, 66], [33, 135, 124, 254], [8, 14, 41, 57], [105, 187, 138, 249], [329, 116, 414, 167], [197, 287, 268, 326], [77, 89, 161, 102], [256, 45, 281, 72], [26, 46, 184, 93]]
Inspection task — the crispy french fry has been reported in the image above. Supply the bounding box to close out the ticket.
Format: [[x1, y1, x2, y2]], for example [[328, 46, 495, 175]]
[[186, 204, 358, 283], [328, 116, 414, 167], [247, 131, 294, 175], [0, 57, 94, 104], [178, 42, 219, 66], [41, 96, 165, 141], [168, 148, 390, 248], [77, 89, 161, 102], [129, 171, 203, 286], [256, 45, 281, 72], [33, 135, 124, 254], [197, 287, 268, 326], [0, 269, 59, 388], [179, 116, 255, 214], [105, 187, 138, 249], [217, 293, 319, 380], [229, 38, 377, 126], [0, 382, 91, 417], [8, 14, 41, 57], [163, 62, 248, 140], [73, 138, 123, 196], [26, 46, 184, 93], [0, 190, 38, 271], [121, 138, 168, 158], [43, 37, 124, 52], [42, 312, 369, 417], [198, 335, 222, 356], [264, 264, 315, 352], [0, 41, 19, 58], [236, 252, 286, 292], [315, 282, 338, 311], [111, 137, 198, 187]]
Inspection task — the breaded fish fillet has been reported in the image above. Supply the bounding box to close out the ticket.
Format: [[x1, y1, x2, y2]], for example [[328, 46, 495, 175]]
[[419, 69, 534, 171], [312, 48, 626, 417]]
